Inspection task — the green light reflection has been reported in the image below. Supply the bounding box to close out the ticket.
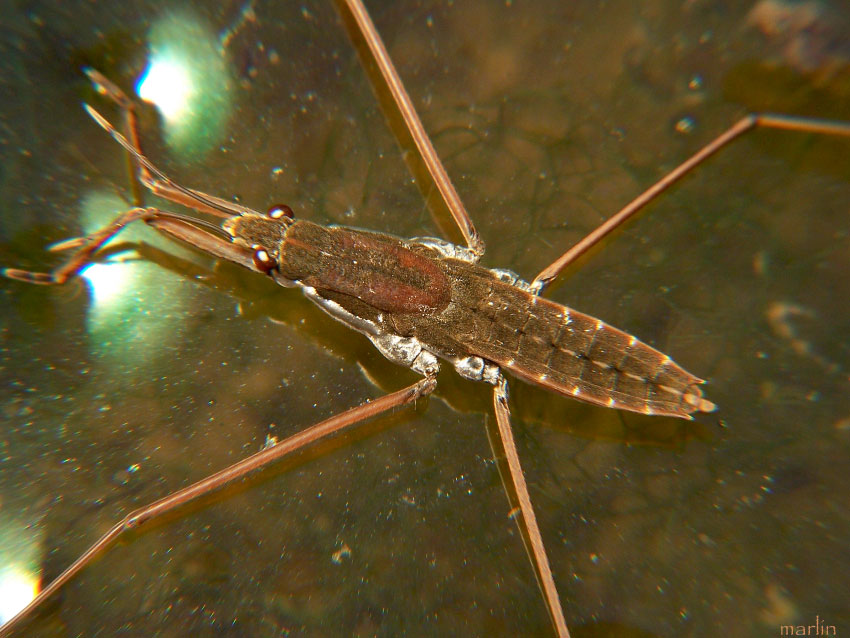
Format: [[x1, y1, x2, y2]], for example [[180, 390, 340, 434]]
[[136, 10, 234, 157], [78, 190, 192, 367]]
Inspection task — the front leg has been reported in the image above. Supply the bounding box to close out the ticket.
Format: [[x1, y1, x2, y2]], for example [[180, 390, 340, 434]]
[[3, 207, 262, 286], [3, 207, 155, 285]]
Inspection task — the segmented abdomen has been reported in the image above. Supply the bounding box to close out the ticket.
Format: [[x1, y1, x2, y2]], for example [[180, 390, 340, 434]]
[[446, 264, 715, 419]]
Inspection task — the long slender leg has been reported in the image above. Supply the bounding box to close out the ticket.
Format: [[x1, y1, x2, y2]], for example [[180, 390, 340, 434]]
[[3, 205, 261, 285], [338, 4, 565, 632], [532, 113, 850, 292], [3, 207, 155, 284], [0, 375, 437, 638], [5, 75, 272, 285], [84, 68, 146, 207], [82, 101, 262, 219], [492, 377, 570, 638], [337, 0, 484, 258]]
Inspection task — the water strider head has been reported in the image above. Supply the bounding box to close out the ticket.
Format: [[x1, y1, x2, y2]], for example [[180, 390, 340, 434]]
[[222, 205, 295, 277]]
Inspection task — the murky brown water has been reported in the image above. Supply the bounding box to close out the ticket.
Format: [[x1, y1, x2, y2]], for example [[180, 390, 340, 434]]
[[1, 1, 849, 636]]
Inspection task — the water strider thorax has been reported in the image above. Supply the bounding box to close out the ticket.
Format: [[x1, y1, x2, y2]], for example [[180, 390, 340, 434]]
[[278, 221, 452, 314]]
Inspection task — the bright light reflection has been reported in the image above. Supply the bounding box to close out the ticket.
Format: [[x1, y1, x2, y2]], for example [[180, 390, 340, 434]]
[[81, 262, 134, 306], [0, 565, 39, 626], [76, 189, 195, 366], [137, 60, 194, 122], [133, 10, 234, 157]]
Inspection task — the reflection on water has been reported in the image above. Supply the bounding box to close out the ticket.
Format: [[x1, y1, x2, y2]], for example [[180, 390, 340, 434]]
[[0, 0, 849, 636], [0, 566, 39, 627], [137, 59, 195, 123], [80, 262, 135, 306], [76, 190, 196, 369], [0, 520, 42, 626], [136, 10, 234, 156], [78, 191, 142, 307]]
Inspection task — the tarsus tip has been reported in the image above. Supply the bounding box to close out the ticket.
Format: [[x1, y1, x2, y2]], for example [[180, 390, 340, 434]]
[[700, 399, 717, 413], [83, 103, 109, 130]]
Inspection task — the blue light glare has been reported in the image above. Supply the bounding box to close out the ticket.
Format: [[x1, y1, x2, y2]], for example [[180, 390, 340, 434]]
[[80, 262, 135, 306], [137, 59, 195, 123]]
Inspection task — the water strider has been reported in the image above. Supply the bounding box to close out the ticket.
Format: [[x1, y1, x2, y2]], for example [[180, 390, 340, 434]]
[[2, 1, 850, 636]]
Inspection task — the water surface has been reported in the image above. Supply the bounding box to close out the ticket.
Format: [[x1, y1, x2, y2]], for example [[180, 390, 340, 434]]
[[1, 1, 849, 636]]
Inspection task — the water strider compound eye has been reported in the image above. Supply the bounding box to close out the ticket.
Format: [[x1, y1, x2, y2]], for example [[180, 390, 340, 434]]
[[252, 248, 277, 274], [268, 204, 294, 220]]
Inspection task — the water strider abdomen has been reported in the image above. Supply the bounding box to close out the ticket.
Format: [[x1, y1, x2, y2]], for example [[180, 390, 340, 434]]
[[442, 259, 715, 418]]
